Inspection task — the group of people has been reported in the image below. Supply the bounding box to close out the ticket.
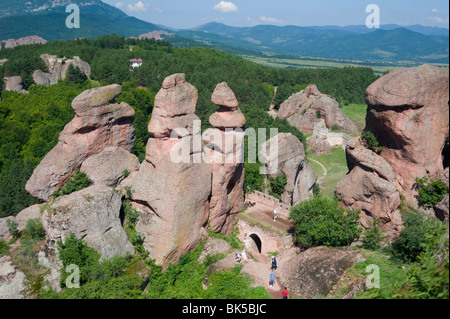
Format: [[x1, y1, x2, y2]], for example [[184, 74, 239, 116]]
[[235, 250, 248, 263], [269, 256, 289, 299]]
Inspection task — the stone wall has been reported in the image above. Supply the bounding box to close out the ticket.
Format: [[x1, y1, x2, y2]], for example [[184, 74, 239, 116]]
[[245, 191, 290, 219]]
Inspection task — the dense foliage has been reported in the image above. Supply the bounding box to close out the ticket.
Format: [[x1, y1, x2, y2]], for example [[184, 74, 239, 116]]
[[414, 177, 448, 208], [289, 197, 361, 248], [361, 217, 385, 250], [52, 170, 92, 199]]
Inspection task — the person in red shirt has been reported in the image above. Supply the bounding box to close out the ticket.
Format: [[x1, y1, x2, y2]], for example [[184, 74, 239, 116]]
[[281, 287, 289, 299]]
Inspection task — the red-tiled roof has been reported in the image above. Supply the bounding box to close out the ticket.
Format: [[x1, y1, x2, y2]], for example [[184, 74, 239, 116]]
[[130, 59, 143, 62]]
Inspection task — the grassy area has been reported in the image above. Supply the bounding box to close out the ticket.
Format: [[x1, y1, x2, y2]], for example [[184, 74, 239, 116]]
[[341, 104, 368, 133], [307, 147, 349, 198]]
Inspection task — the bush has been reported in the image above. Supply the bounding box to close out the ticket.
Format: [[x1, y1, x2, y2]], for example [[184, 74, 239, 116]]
[[361, 217, 385, 250], [53, 170, 92, 199], [22, 218, 45, 243], [362, 131, 383, 154], [6, 219, 19, 238], [0, 239, 8, 256], [392, 209, 447, 263], [269, 174, 287, 199], [66, 64, 87, 84], [415, 177, 448, 208], [289, 197, 361, 248]]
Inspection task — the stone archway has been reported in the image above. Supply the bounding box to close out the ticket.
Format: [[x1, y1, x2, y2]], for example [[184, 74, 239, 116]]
[[249, 233, 262, 254]]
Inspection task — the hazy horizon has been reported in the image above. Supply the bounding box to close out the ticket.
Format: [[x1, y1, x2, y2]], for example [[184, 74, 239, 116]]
[[102, 0, 450, 30]]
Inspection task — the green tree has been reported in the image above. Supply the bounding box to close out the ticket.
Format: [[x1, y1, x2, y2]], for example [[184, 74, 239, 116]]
[[415, 177, 448, 208], [362, 217, 385, 250], [269, 174, 287, 199], [289, 197, 361, 248], [66, 64, 87, 84]]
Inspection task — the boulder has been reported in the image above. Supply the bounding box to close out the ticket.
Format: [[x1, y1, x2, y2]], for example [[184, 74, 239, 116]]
[[335, 138, 402, 239], [130, 74, 211, 267], [3, 76, 27, 93], [434, 194, 449, 223], [278, 85, 358, 134], [0, 256, 26, 299], [278, 246, 364, 299], [260, 133, 317, 206], [80, 147, 140, 187], [198, 238, 233, 264], [211, 82, 239, 109], [365, 64, 449, 209], [14, 204, 42, 232], [41, 185, 135, 260], [25, 84, 136, 201]]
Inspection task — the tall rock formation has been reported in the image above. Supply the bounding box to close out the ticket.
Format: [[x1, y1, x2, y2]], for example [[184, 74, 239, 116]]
[[130, 74, 211, 267], [365, 64, 449, 209], [205, 82, 246, 234], [33, 54, 91, 86], [336, 64, 449, 239], [260, 133, 317, 206], [25, 84, 136, 201], [278, 85, 358, 134]]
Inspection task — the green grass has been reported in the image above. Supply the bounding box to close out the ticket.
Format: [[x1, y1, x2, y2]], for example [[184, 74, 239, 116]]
[[341, 104, 368, 133], [307, 147, 349, 199]]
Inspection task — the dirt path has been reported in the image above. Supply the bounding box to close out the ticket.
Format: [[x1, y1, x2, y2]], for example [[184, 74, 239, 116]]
[[245, 202, 294, 232], [308, 157, 328, 177]]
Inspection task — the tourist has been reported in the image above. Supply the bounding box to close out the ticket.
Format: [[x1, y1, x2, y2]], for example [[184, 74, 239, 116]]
[[269, 273, 275, 288], [242, 250, 248, 263], [236, 253, 241, 263], [271, 256, 278, 271], [282, 287, 289, 299], [273, 208, 278, 221]]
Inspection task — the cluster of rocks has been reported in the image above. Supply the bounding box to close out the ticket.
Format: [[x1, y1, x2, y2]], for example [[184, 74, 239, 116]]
[[1, 54, 91, 94], [277, 85, 358, 135], [336, 64, 449, 239], [259, 133, 317, 206], [307, 120, 352, 156], [0, 35, 47, 50]]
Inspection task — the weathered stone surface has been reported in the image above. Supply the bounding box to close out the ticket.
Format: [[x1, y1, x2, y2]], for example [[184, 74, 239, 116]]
[[211, 82, 239, 109], [33, 54, 90, 86], [3, 76, 28, 93], [260, 133, 317, 206], [0, 256, 26, 299], [365, 64, 449, 209], [434, 194, 449, 223], [335, 138, 402, 239], [130, 74, 211, 267], [0, 36, 47, 50], [278, 246, 364, 299], [26, 84, 135, 201], [209, 108, 246, 129], [198, 238, 233, 264], [15, 204, 42, 232], [0, 216, 15, 242], [41, 185, 135, 260], [80, 147, 140, 187], [278, 85, 358, 134]]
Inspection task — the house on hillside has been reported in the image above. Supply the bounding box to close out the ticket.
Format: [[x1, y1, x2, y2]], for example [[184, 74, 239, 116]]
[[130, 58, 143, 68]]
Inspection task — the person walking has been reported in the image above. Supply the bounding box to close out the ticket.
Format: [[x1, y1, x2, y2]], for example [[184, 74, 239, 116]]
[[269, 273, 275, 288], [273, 208, 278, 221], [235, 253, 241, 263], [281, 287, 289, 299], [271, 256, 278, 271]]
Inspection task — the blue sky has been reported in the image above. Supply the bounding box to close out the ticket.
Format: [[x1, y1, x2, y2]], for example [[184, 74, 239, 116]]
[[103, 0, 450, 29]]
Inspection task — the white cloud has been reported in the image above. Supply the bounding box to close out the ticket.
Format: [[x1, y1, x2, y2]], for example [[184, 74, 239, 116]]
[[427, 16, 449, 24], [431, 8, 439, 13], [127, 1, 147, 12], [260, 16, 283, 24], [213, 1, 238, 13], [115, 2, 123, 8]]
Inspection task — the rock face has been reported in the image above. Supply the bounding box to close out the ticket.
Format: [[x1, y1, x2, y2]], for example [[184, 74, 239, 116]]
[[365, 64, 449, 210], [130, 74, 211, 267], [335, 137, 403, 239], [307, 120, 351, 156], [41, 185, 135, 260], [207, 82, 246, 234], [0, 256, 26, 299], [33, 54, 91, 86], [25, 84, 136, 201], [80, 147, 140, 187], [0, 36, 47, 49], [278, 246, 364, 299], [278, 85, 358, 134], [3, 76, 28, 93], [260, 133, 317, 206]]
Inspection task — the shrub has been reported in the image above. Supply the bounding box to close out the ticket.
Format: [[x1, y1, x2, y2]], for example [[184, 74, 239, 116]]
[[269, 174, 287, 199], [362, 217, 385, 250], [22, 218, 45, 243], [415, 177, 448, 208], [6, 219, 19, 238], [0, 239, 8, 256], [66, 64, 87, 84], [53, 170, 92, 199], [392, 209, 447, 263], [362, 131, 383, 154], [289, 197, 361, 248]]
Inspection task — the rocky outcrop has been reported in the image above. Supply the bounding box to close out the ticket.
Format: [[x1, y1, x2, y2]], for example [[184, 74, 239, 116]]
[[365, 64, 449, 210], [206, 82, 246, 234], [137, 31, 173, 41], [259, 133, 317, 206], [25, 84, 136, 201], [80, 147, 140, 187], [278, 246, 364, 299], [197, 238, 233, 264], [3, 76, 28, 94], [33, 54, 90, 86], [41, 185, 135, 260], [278, 85, 358, 134], [0, 204, 42, 241], [335, 137, 403, 239], [129, 74, 211, 267], [307, 120, 351, 156], [0, 36, 47, 50], [0, 256, 26, 299]]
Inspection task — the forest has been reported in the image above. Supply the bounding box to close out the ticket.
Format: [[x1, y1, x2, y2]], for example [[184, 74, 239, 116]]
[[0, 34, 379, 218]]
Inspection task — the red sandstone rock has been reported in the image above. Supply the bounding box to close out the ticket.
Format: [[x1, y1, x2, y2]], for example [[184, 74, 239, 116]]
[[211, 82, 239, 109]]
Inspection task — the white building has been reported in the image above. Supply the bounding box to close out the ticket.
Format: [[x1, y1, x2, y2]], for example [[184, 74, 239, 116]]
[[130, 58, 143, 68]]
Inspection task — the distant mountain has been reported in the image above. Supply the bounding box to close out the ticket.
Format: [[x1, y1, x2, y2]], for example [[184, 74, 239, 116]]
[[178, 22, 449, 63], [309, 24, 449, 37], [0, 0, 162, 41]]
